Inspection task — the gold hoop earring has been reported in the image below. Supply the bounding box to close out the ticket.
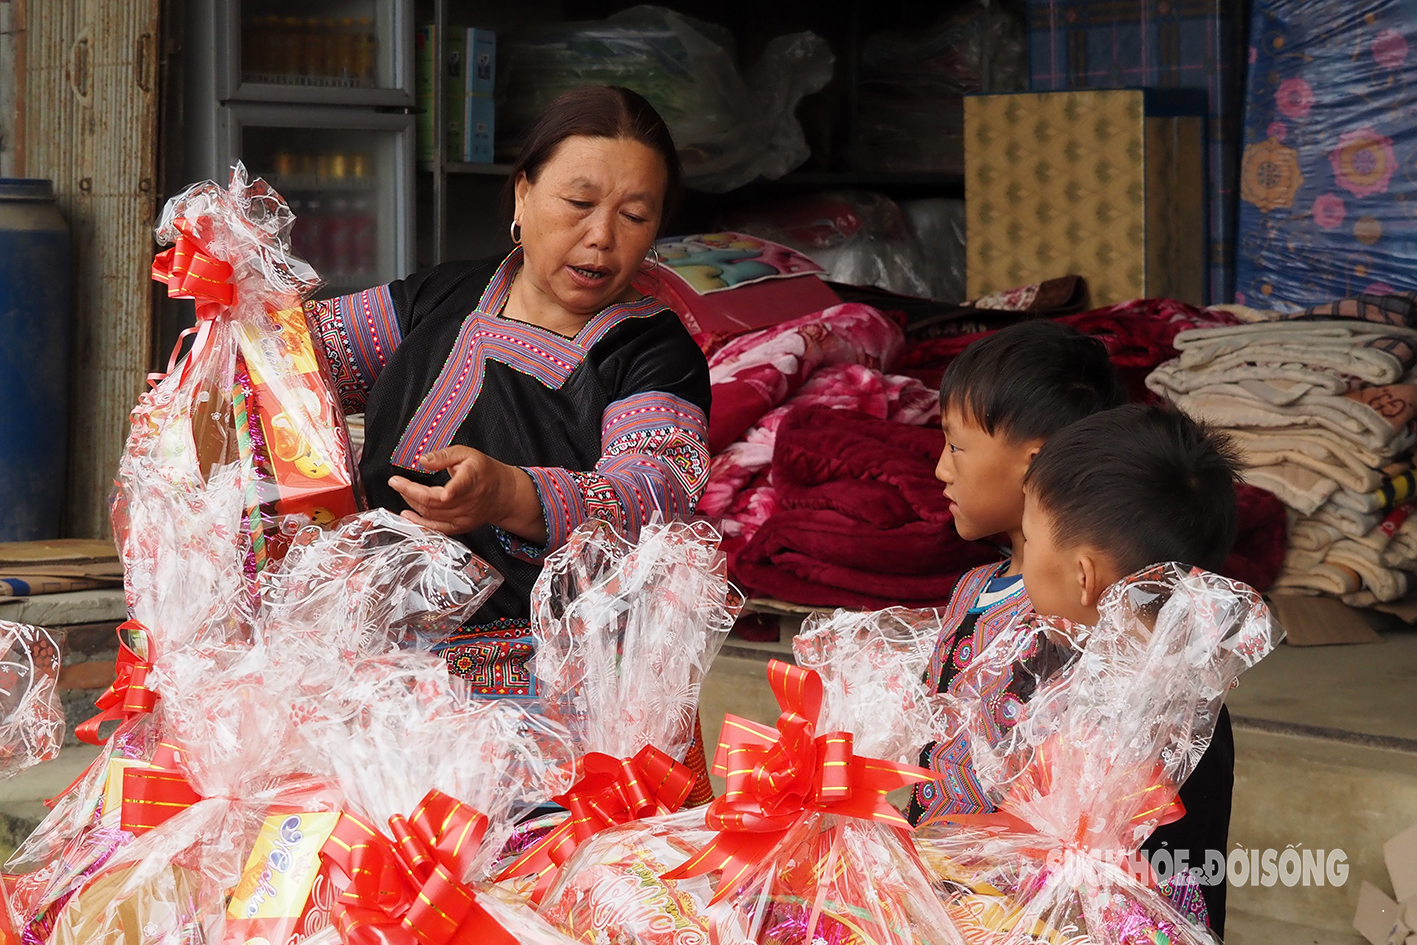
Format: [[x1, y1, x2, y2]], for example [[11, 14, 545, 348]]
[[510, 221, 522, 245]]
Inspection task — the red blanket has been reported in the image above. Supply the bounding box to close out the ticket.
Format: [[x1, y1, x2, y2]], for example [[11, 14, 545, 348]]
[[900, 298, 1240, 399], [732, 406, 998, 609]]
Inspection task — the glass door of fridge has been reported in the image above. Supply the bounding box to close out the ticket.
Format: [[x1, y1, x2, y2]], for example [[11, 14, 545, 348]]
[[216, 0, 413, 106], [222, 105, 415, 298]]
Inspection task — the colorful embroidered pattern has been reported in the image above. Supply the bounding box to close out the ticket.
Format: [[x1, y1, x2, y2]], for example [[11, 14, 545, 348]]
[[391, 248, 667, 469], [513, 393, 710, 562], [911, 562, 1037, 826], [304, 286, 402, 414], [437, 618, 536, 699]]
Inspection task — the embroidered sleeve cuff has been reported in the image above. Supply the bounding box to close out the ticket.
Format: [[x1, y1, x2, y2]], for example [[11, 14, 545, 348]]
[[515, 466, 584, 561], [493, 525, 550, 562]]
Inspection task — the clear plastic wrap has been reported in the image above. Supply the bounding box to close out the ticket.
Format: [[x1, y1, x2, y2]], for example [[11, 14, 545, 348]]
[[915, 565, 1282, 945], [259, 507, 503, 658], [496, 519, 741, 899], [113, 162, 358, 656], [530, 519, 738, 763], [720, 191, 935, 300], [0, 621, 62, 778], [536, 607, 967, 945], [498, 6, 834, 193]]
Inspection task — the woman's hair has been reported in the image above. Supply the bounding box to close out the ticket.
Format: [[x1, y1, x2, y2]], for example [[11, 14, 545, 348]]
[[501, 85, 682, 231]]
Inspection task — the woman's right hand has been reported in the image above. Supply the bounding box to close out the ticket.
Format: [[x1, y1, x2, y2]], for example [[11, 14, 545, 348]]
[[388, 447, 549, 545]]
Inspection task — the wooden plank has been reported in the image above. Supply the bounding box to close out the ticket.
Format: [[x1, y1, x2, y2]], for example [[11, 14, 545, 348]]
[[24, 0, 161, 539], [0, 539, 118, 566], [1267, 593, 1384, 646]]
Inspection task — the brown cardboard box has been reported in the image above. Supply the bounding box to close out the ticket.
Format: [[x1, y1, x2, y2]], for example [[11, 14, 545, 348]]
[[965, 89, 1207, 306]]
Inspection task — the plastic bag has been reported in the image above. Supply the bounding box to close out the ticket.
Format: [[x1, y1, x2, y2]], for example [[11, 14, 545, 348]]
[[495, 519, 741, 898], [259, 507, 504, 658], [0, 621, 62, 778], [915, 565, 1282, 945], [854, 2, 1027, 175], [902, 199, 966, 304], [537, 607, 968, 945], [720, 191, 935, 299], [112, 161, 359, 656], [498, 6, 833, 192]]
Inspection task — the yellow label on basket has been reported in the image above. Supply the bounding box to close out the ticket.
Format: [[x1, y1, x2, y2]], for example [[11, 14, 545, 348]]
[[227, 811, 340, 921]]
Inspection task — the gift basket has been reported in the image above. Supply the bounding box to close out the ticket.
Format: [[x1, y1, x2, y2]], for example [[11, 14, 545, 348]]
[[534, 606, 969, 945], [112, 161, 359, 658], [495, 518, 742, 900], [0, 621, 62, 779], [914, 564, 1282, 945]]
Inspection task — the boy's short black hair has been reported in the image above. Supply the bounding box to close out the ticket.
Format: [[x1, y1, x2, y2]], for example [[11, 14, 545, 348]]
[[1024, 404, 1242, 573], [940, 320, 1127, 443]]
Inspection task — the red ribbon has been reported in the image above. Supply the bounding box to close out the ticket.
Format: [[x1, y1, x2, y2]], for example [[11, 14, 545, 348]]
[[663, 660, 934, 904], [497, 744, 695, 903], [319, 790, 516, 945], [120, 740, 203, 835], [148, 218, 236, 387], [919, 736, 1187, 887], [74, 620, 158, 746]]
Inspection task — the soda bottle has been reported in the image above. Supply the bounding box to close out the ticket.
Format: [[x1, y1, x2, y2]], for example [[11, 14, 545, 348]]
[[328, 196, 352, 278]]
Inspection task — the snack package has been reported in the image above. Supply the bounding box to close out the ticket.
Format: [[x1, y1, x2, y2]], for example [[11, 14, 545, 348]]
[[538, 607, 968, 945], [0, 621, 62, 778], [914, 564, 1282, 945], [496, 519, 742, 899], [112, 162, 358, 656]]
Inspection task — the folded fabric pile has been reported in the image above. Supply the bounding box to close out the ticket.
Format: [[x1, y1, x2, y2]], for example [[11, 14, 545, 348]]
[[732, 405, 999, 609], [1148, 297, 1417, 605], [698, 304, 945, 563]]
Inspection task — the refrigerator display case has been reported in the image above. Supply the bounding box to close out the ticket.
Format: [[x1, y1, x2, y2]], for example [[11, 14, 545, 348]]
[[220, 105, 415, 296], [217, 0, 413, 106], [186, 0, 417, 298]]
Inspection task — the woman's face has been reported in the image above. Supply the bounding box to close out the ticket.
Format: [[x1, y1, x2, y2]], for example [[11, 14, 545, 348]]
[[513, 135, 668, 316]]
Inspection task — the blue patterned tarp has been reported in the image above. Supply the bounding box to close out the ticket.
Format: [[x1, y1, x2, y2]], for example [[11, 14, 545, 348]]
[[1235, 0, 1417, 310]]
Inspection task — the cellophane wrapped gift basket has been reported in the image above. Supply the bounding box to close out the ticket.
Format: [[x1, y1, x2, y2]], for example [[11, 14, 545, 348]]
[[531, 606, 971, 945], [914, 564, 1281, 945]]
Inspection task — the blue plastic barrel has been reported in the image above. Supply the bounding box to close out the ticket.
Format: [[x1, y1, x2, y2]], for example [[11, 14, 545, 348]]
[[0, 179, 72, 541]]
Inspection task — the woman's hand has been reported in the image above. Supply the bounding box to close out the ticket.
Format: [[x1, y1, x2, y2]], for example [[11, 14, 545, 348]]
[[387, 447, 549, 545]]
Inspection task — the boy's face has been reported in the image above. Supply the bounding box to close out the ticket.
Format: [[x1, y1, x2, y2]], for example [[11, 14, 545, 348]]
[[1020, 490, 1123, 626], [936, 406, 1042, 542]]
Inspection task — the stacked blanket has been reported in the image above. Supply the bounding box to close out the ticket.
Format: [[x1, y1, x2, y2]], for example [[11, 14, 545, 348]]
[[1148, 309, 1417, 605], [701, 297, 1289, 609], [700, 305, 940, 555]]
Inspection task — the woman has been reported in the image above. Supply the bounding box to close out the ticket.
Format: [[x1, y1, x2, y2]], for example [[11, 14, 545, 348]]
[[305, 86, 710, 706]]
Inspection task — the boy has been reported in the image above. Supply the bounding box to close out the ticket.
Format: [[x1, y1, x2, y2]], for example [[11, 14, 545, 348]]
[[909, 319, 1125, 824], [1016, 403, 1241, 930]]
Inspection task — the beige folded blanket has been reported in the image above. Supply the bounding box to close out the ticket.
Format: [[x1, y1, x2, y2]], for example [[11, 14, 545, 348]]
[[1225, 427, 1388, 493], [1160, 383, 1417, 456], [1241, 463, 1338, 515]]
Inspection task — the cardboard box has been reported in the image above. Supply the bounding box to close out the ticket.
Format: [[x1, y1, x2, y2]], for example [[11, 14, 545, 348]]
[[965, 89, 1207, 306], [1356, 821, 1417, 945], [465, 94, 495, 164], [467, 28, 495, 97]]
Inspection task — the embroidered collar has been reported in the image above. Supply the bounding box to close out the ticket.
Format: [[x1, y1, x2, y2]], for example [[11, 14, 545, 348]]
[[390, 248, 668, 470]]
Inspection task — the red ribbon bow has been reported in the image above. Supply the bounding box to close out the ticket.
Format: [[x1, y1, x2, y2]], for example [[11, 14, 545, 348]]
[[320, 790, 516, 945], [148, 217, 237, 386], [75, 620, 159, 746], [664, 660, 934, 903], [920, 735, 1186, 886], [497, 744, 695, 903]]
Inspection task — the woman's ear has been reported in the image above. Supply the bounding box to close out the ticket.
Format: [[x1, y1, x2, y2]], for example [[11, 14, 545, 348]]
[[513, 171, 530, 221]]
